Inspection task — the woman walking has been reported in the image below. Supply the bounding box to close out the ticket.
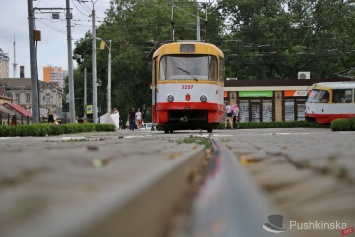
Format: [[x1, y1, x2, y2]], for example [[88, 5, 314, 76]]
[[135, 108, 143, 131]]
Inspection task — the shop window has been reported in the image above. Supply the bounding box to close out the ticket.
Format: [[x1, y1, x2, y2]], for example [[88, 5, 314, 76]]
[[262, 100, 273, 122], [285, 99, 294, 121], [239, 100, 249, 122]]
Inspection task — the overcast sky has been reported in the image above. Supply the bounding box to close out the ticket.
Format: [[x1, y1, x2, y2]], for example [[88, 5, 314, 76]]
[[0, 0, 111, 80]]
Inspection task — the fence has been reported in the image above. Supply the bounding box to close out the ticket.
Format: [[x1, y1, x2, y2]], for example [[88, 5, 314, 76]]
[[0, 113, 31, 126], [0, 112, 91, 125]]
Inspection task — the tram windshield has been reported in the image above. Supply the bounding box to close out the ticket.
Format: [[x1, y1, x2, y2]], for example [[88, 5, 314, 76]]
[[159, 55, 218, 81], [307, 89, 329, 103]]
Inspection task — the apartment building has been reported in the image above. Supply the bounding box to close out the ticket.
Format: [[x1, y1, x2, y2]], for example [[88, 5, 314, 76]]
[[0, 48, 10, 79], [43, 65, 68, 88]]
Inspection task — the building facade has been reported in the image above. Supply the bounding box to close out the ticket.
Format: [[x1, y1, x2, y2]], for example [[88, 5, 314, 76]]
[[43, 65, 68, 88], [0, 48, 10, 79], [224, 78, 352, 122], [0, 78, 63, 116]]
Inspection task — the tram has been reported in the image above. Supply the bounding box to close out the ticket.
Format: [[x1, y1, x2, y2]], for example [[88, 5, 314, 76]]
[[305, 81, 355, 124], [151, 41, 225, 133]]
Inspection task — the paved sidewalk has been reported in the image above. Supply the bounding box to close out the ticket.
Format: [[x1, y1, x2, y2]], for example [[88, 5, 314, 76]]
[[1, 128, 354, 237], [220, 128, 355, 237], [0, 130, 204, 237]]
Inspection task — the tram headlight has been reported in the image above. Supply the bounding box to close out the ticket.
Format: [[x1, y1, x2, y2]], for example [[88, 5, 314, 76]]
[[167, 95, 174, 102], [200, 95, 207, 102]]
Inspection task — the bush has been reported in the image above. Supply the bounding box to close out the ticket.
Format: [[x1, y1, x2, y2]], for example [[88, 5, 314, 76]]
[[331, 118, 355, 131], [219, 121, 328, 129], [0, 123, 116, 137]]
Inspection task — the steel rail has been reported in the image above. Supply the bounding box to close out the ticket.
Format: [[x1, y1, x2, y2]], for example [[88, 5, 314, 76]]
[[182, 139, 291, 237]]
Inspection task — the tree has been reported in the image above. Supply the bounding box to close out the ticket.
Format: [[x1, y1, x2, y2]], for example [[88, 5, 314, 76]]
[[72, 0, 214, 121]]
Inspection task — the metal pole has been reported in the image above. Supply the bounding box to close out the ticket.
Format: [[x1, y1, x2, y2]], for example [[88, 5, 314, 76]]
[[92, 5, 98, 123], [196, 1, 200, 41], [107, 40, 111, 114], [27, 0, 39, 123], [66, 0, 76, 123], [84, 67, 87, 120]]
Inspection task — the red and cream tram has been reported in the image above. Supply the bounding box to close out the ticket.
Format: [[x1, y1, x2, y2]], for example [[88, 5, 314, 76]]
[[305, 81, 355, 124], [151, 42, 225, 133]]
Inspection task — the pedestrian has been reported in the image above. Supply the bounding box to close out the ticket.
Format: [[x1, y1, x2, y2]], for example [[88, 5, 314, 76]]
[[135, 108, 143, 131], [128, 108, 136, 131], [224, 102, 234, 129], [10, 115, 17, 126], [47, 107, 54, 124], [112, 108, 118, 114], [233, 103, 240, 128]]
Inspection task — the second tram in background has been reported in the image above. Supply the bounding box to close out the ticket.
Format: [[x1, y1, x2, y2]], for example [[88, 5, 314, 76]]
[[151, 42, 225, 133], [305, 81, 355, 124]]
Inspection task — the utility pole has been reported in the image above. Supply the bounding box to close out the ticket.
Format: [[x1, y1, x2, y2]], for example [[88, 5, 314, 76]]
[[98, 38, 112, 114], [92, 3, 98, 123], [66, 0, 76, 123], [196, 1, 200, 41], [84, 67, 87, 120], [27, 0, 39, 123], [107, 40, 111, 114]]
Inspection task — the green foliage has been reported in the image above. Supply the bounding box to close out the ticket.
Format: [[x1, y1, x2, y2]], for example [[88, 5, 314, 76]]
[[67, 0, 355, 124], [177, 137, 212, 149], [218, 121, 329, 129], [331, 118, 355, 131], [0, 124, 116, 137], [219, 0, 355, 80]]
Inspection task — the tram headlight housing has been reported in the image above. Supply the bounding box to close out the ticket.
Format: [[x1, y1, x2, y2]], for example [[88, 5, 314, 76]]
[[200, 95, 207, 102], [167, 95, 174, 102]]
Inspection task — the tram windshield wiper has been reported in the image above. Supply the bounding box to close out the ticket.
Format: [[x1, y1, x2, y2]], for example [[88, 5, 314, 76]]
[[177, 67, 198, 81]]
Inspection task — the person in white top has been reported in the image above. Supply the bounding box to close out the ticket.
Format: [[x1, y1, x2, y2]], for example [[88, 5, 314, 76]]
[[135, 108, 143, 131], [224, 102, 234, 129], [232, 104, 239, 128]]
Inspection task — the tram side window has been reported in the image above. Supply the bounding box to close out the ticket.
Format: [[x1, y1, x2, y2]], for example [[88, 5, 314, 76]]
[[320, 91, 329, 103], [332, 89, 352, 103], [159, 57, 167, 81], [345, 90, 353, 103], [208, 56, 218, 81]]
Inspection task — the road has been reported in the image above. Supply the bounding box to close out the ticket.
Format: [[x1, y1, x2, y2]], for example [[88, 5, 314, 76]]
[[0, 127, 354, 237]]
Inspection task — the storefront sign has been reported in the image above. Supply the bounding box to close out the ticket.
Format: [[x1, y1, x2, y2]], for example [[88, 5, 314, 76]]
[[239, 91, 273, 97], [284, 90, 308, 97]]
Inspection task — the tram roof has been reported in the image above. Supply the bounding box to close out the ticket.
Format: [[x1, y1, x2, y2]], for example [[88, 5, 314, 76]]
[[312, 81, 355, 90], [152, 41, 224, 58]]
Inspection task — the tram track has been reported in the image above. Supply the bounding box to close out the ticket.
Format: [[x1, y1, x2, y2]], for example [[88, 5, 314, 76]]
[[0, 139, 208, 237], [2, 130, 332, 237]]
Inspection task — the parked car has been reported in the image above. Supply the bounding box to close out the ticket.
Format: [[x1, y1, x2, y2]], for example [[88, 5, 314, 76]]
[[140, 122, 156, 130]]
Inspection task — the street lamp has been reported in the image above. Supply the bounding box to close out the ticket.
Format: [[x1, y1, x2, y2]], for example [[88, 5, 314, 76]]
[[97, 38, 112, 114]]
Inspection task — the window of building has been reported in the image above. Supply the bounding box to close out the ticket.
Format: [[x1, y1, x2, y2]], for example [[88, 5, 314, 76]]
[[26, 93, 31, 103], [262, 100, 273, 122], [285, 99, 294, 121], [239, 100, 249, 122], [15, 93, 20, 103]]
